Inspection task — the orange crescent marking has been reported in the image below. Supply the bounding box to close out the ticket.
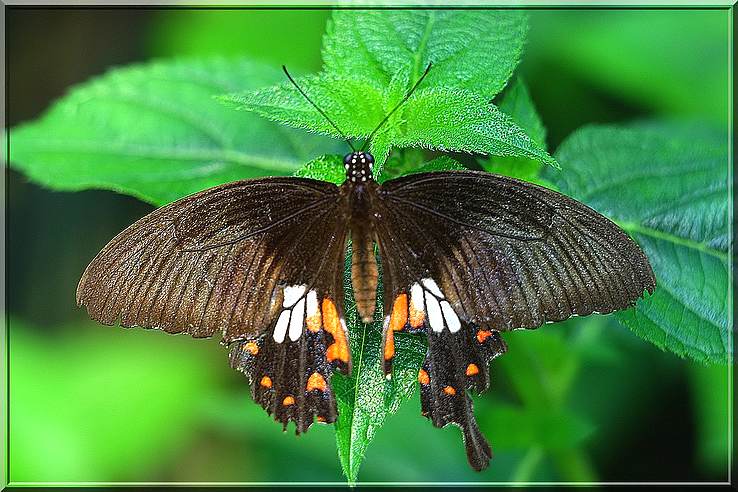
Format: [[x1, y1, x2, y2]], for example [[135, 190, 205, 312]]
[[322, 298, 349, 363], [282, 396, 295, 406], [389, 294, 408, 332], [384, 327, 395, 361], [316, 416, 327, 423], [476, 329, 493, 344], [418, 368, 430, 385], [409, 299, 425, 328], [443, 386, 456, 396], [243, 341, 259, 355], [466, 363, 480, 376], [306, 372, 327, 392], [259, 376, 272, 388]]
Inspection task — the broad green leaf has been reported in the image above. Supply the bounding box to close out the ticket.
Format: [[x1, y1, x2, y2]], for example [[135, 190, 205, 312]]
[[397, 88, 558, 169], [9, 57, 340, 206], [323, 10, 527, 97], [9, 318, 223, 481], [548, 122, 731, 363], [325, 156, 464, 482]]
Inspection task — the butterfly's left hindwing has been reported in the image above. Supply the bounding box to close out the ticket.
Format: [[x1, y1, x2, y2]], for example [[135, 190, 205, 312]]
[[374, 170, 656, 470], [77, 177, 351, 433]]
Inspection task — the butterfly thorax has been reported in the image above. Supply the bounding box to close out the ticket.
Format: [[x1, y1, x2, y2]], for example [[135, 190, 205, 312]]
[[342, 151, 379, 323]]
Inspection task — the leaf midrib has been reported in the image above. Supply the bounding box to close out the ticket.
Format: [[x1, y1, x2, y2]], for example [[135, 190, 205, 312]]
[[618, 220, 728, 262], [12, 139, 300, 172], [347, 321, 369, 481]]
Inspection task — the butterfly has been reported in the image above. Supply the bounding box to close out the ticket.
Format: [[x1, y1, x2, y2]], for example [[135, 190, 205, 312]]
[[76, 63, 656, 472]]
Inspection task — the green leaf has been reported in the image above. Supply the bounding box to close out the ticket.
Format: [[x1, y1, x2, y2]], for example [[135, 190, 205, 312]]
[[294, 154, 345, 184], [324, 156, 464, 482], [397, 88, 558, 169], [496, 77, 547, 147], [323, 10, 528, 97], [548, 122, 731, 363], [9, 57, 340, 206], [481, 77, 556, 186], [220, 74, 386, 141], [225, 83, 557, 173]]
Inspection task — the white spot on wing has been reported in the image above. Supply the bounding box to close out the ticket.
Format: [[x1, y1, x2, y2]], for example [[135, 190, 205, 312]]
[[283, 284, 306, 308], [273, 310, 291, 343], [410, 283, 425, 312], [422, 278, 445, 299], [289, 298, 305, 341], [306, 290, 319, 318], [440, 301, 461, 333], [425, 293, 444, 332]]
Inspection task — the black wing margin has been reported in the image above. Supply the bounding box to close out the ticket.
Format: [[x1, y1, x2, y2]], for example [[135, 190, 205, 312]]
[[374, 170, 655, 470], [77, 177, 352, 432]]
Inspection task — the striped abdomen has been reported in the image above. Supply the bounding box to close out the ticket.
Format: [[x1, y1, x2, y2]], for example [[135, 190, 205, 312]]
[[351, 229, 378, 323]]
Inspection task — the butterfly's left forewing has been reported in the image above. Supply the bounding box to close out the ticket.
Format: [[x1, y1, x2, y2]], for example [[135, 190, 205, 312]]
[[373, 170, 656, 470]]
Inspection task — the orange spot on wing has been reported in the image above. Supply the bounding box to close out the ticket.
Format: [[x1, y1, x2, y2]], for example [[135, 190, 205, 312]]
[[384, 327, 395, 361], [259, 376, 272, 388], [322, 298, 349, 363], [418, 368, 430, 385], [443, 385, 456, 396], [389, 294, 408, 332], [316, 416, 327, 423], [476, 329, 493, 344], [466, 363, 480, 376], [243, 341, 259, 355], [307, 372, 327, 392], [409, 300, 425, 328], [282, 396, 295, 406]]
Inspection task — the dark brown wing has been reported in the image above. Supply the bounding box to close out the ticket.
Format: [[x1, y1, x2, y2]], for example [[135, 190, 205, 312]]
[[373, 170, 655, 470], [77, 177, 352, 432]]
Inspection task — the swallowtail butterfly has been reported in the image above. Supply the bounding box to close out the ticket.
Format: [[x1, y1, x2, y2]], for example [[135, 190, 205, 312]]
[[77, 63, 655, 471]]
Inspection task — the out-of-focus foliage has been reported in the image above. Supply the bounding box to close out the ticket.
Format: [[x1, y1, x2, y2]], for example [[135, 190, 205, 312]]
[[550, 122, 731, 363], [7, 7, 731, 485], [147, 10, 328, 71], [527, 11, 729, 123], [9, 318, 225, 481]]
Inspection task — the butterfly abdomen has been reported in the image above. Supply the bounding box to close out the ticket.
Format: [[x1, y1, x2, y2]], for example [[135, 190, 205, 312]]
[[350, 227, 378, 324]]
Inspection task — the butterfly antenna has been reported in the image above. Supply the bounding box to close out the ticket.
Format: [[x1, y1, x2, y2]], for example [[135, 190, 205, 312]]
[[282, 65, 356, 152], [360, 62, 433, 152]]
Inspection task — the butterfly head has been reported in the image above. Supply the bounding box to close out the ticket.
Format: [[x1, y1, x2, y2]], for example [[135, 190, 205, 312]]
[[344, 151, 374, 183]]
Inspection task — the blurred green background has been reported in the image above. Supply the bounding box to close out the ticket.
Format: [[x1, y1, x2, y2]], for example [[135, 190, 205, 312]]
[[7, 8, 731, 483]]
